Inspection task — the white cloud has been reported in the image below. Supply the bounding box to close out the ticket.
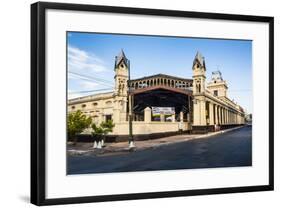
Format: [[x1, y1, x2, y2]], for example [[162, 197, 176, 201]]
[[68, 45, 108, 73], [67, 45, 114, 99]]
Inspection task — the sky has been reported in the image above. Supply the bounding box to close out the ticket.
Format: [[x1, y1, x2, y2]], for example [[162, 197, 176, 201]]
[[67, 32, 252, 114]]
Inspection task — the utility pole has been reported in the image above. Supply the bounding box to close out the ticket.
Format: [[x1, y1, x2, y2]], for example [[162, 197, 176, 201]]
[[128, 60, 135, 148]]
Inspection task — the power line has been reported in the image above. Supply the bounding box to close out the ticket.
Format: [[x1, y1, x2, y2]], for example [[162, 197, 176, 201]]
[[69, 71, 114, 85], [68, 71, 114, 87], [70, 75, 113, 88]]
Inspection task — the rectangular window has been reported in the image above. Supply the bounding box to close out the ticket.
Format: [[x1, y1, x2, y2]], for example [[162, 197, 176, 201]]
[[214, 90, 218, 96], [105, 115, 112, 122]]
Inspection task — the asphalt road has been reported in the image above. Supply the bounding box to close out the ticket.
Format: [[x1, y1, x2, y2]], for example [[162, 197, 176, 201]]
[[67, 126, 252, 174]]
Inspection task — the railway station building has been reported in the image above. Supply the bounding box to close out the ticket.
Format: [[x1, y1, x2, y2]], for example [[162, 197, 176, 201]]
[[68, 50, 245, 140]]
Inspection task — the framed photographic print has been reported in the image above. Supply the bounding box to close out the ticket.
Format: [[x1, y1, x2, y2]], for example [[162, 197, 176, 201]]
[[31, 2, 274, 206]]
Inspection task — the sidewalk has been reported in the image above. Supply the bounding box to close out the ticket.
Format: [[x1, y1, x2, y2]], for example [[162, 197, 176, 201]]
[[68, 126, 244, 156]]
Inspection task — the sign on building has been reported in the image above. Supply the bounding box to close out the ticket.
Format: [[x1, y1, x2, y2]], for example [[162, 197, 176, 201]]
[[152, 107, 175, 116]]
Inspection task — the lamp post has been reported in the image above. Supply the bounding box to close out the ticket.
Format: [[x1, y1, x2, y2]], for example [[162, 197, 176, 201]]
[[127, 60, 135, 148]]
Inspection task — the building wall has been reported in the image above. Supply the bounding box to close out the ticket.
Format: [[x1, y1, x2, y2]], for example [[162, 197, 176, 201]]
[[68, 93, 116, 125]]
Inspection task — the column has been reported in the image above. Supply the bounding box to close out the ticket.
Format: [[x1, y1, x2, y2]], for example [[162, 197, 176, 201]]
[[227, 110, 229, 124], [180, 111, 184, 123], [209, 102, 214, 125], [179, 111, 184, 131], [219, 107, 222, 124], [144, 107, 151, 123], [221, 108, 224, 124], [220, 107, 223, 124], [214, 104, 218, 125], [217, 106, 220, 125], [200, 100, 207, 125]]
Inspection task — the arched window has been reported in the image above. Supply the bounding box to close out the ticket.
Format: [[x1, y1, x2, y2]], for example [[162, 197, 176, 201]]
[[82, 104, 86, 108], [106, 101, 112, 106], [93, 102, 98, 106]]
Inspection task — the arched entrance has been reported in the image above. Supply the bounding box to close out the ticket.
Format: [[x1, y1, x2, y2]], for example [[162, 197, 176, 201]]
[[130, 86, 193, 123]]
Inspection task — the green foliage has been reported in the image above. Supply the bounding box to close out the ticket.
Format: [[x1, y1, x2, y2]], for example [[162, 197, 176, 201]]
[[100, 120, 115, 135], [67, 110, 92, 141], [91, 120, 115, 140], [91, 123, 104, 137]]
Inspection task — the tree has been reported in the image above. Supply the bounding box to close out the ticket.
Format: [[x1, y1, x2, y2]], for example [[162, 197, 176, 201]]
[[67, 110, 92, 143], [91, 120, 115, 148]]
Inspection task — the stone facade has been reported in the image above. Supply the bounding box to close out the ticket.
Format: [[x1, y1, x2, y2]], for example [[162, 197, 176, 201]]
[[192, 52, 245, 133], [68, 50, 245, 138]]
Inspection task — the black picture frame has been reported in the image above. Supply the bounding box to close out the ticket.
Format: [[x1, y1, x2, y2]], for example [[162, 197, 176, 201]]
[[31, 2, 274, 206]]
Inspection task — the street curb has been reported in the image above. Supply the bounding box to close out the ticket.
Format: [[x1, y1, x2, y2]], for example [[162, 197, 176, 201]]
[[143, 125, 246, 149], [68, 125, 247, 156], [194, 125, 245, 139]]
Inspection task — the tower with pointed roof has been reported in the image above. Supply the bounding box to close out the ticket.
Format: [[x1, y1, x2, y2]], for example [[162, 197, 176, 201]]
[[114, 49, 129, 97], [192, 51, 206, 94], [192, 52, 207, 126]]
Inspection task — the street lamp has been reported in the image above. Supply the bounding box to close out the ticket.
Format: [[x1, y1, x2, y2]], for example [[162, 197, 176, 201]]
[[127, 60, 135, 148]]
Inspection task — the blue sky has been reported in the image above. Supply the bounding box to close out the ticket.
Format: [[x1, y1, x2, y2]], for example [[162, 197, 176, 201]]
[[67, 32, 252, 113]]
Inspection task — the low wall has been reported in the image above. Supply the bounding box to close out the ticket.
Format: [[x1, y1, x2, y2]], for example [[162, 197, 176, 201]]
[[82, 121, 190, 136], [113, 121, 190, 135], [72, 130, 190, 143], [71, 121, 191, 143], [192, 124, 245, 134]]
